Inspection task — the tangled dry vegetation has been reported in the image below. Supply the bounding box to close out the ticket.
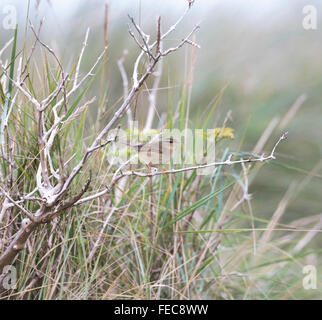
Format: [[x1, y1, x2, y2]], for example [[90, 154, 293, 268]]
[[0, 2, 316, 300]]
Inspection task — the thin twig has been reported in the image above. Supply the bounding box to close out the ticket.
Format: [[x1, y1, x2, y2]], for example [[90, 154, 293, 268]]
[[75, 132, 288, 206], [0, 186, 34, 221]]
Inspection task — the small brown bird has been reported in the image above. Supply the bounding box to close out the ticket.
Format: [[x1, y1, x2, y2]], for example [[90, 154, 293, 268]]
[[129, 137, 177, 168]]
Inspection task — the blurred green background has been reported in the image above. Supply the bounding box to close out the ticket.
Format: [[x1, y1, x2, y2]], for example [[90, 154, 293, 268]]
[[0, 0, 321, 294]]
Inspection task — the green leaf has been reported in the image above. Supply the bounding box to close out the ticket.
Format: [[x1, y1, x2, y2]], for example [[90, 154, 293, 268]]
[[8, 25, 18, 93]]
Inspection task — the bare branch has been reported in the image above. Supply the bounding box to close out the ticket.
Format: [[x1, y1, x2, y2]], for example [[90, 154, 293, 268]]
[[21, 18, 44, 76], [0, 37, 14, 59], [74, 28, 90, 90], [144, 16, 163, 132], [43, 174, 92, 222], [162, 25, 200, 56], [128, 15, 154, 61], [75, 133, 288, 206], [269, 132, 288, 159], [117, 50, 132, 125], [0, 186, 34, 221], [0, 62, 41, 109], [128, 24, 146, 52], [30, 22, 68, 112]]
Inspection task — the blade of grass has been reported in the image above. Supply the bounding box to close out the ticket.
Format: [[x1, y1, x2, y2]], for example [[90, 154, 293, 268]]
[[0, 25, 18, 148], [163, 179, 236, 229]]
